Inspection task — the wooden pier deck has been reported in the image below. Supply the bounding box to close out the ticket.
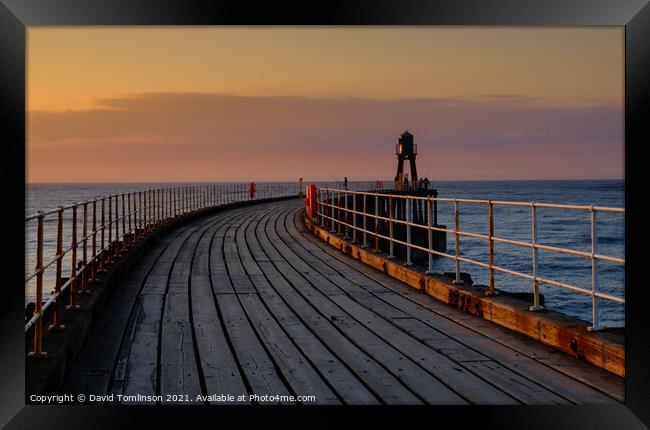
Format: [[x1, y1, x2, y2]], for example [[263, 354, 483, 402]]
[[61, 199, 623, 405]]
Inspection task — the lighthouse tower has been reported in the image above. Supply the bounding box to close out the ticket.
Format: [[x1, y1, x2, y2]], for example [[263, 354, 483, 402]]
[[394, 130, 418, 190]]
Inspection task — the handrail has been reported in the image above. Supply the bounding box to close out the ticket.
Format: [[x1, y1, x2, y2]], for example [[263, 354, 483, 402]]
[[24, 181, 305, 358], [314, 187, 624, 332]]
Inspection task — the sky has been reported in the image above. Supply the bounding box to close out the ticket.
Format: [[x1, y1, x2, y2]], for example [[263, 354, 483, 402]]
[[27, 27, 624, 183]]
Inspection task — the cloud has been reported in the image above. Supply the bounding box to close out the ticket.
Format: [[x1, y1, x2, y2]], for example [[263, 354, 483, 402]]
[[27, 92, 623, 182]]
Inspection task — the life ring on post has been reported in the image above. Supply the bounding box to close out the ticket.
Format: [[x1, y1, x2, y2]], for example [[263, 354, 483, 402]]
[[249, 182, 256, 199]]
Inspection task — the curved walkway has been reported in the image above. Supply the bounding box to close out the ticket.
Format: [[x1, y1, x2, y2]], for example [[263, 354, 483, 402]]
[[63, 199, 623, 405]]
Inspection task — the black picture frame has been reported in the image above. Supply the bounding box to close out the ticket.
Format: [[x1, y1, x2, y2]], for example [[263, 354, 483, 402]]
[[1, 1, 648, 428]]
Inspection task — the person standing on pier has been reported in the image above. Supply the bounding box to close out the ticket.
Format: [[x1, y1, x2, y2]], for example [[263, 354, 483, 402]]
[[344, 176, 348, 189]]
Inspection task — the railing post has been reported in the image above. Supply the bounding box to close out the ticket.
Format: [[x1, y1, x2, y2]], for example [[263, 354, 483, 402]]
[[453, 200, 463, 284], [405, 197, 412, 266], [161, 188, 165, 221], [344, 191, 349, 239], [29, 210, 47, 358], [149, 189, 153, 228], [81, 202, 89, 293], [433, 190, 438, 226], [108, 195, 114, 262], [426, 197, 433, 274], [153, 188, 157, 225], [127, 194, 132, 246], [151, 189, 155, 227], [388, 195, 394, 259], [137, 191, 142, 238], [91, 200, 97, 282], [145, 189, 150, 229], [320, 189, 325, 228], [156, 189, 160, 225], [50, 207, 65, 330], [486, 200, 497, 296], [588, 207, 601, 331], [337, 190, 342, 236], [529, 204, 543, 311], [374, 194, 379, 253], [143, 190, 147, 232], [113, 195, 119, 258], [67, 203, 80, 310], [330, 190, 336, 233], [362, 193, 367, 248], [100, 197, 106, 271], [121, 193, 126, 250], [350, 193, 356, 242]]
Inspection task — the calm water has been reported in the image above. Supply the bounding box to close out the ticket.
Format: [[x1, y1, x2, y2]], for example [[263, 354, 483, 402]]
[[25, 180, 624, 327]]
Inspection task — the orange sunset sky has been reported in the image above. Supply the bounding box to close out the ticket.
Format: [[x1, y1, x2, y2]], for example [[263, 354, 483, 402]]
[[27, 27, 624, 183]]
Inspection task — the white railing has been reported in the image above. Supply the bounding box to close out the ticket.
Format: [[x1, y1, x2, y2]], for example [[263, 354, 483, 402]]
[[25, 182, 299, 358], [315, 187, 624, 332]]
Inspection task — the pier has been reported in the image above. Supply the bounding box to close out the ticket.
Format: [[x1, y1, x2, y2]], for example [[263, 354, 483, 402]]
[[25, 187, 624, 405]]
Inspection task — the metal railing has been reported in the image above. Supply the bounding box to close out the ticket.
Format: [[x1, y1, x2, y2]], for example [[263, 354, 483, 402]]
[[315, 187, 624, 332], [25, 182, 299, 358]]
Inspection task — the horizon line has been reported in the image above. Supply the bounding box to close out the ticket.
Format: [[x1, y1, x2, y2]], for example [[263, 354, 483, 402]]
[[26, 177, 625, 185]]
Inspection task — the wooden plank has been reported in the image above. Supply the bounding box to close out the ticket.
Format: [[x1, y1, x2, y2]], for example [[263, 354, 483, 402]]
[[256, 261, 422, 405], [120, 214, 228, 403], [237, 293, 340, 404], [224, 220, 339, 404], [257, 211, 467, 404], [159, 293, 202, 402], [189, 275, 250, 404], [141, 275, 169, 295], [216, 294, 294, 404], [237, 210, 380, 404], [189, 209, 260, 403], [463, 361, 569, 405], [121, 293, 163, 404], [110, 292, 146, 397], [268, 208, 518, 404], [158, 208, 255, 402], [62, 225, 189, 397], [210, 223, 237, 295]]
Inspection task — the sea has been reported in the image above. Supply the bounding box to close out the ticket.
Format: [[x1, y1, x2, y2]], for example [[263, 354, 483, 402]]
[[25, 180, 624, 328]]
